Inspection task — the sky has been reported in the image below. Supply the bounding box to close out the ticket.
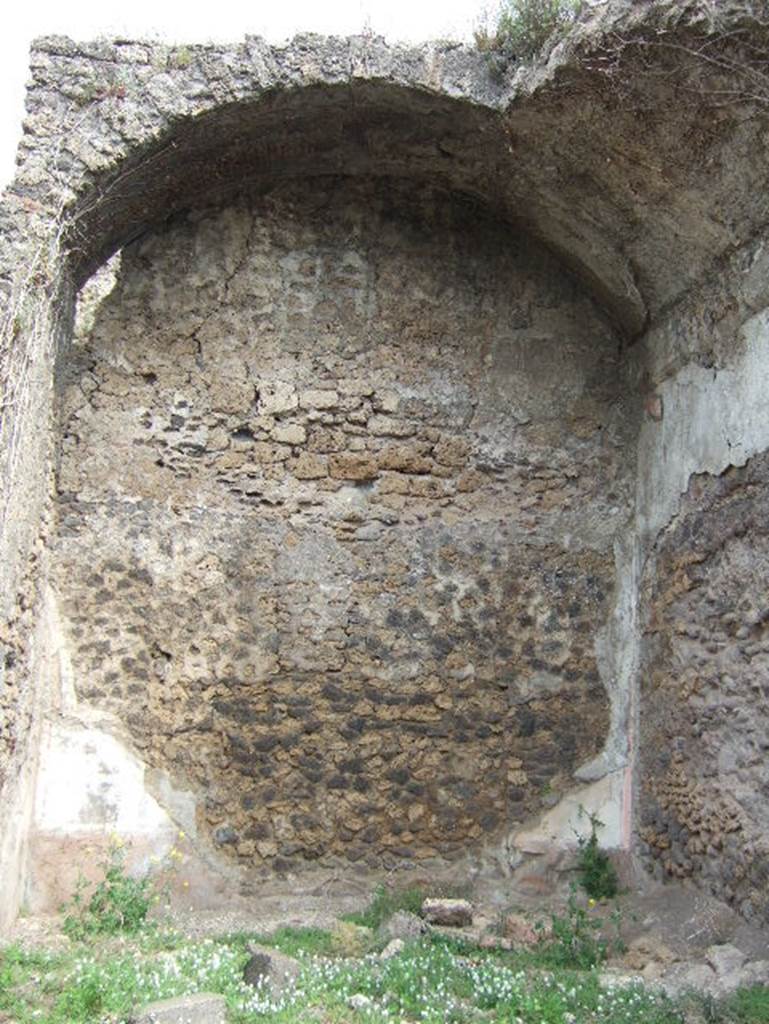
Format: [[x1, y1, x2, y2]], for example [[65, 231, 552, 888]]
[[1, 0, 492, 188]]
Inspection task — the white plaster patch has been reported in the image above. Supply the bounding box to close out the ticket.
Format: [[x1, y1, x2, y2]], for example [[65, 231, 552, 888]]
[[512, 770, 626, 854], [34, 720, 174, 838], [638, 308, 769, 541]]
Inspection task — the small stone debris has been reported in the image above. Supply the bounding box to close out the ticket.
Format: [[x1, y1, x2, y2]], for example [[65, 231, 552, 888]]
[[348, 992, 374, 1011], [503, 912, 546, 947], [605, 942, 769, 1001], [380, 909, 429, 942], [131, 992, 227, 1024], [421, 897, 473, 927], [243, 942, 301, 996], [380, 938, 405, 959]]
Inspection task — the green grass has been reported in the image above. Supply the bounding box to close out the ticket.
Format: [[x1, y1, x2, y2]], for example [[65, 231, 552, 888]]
[[723, 984, 769, 1022], [342, 883, 427, 930], [2, 921, 768, 1024], [222, 924, 337, 959]]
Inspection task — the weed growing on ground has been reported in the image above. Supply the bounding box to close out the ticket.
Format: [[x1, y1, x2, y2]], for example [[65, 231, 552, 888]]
[[61, 838, 154, 940], [723, 983, 769, 1022], [343, 883, 426, 930], [225, 924, 336, 959], [575, 808, 619, 901], [60, 832, 192, 942], [537, 885, 611, 969], [2, 907, 767, 1023]]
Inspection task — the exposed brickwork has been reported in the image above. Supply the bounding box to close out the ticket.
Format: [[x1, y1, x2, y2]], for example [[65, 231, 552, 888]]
[[54, 178, 628, 871], [640, 454, 769, 923]]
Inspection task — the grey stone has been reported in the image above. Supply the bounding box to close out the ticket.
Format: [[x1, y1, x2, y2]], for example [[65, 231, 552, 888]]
[[381, 910, 428, 942], [348, 993, 374, 1011], [738, 960, 769, 987], [243, 943, 301, 996], [656, 963, 717, 1000], [380, 938, 405, 959], [705, 943, 748, 978], [131, 993, 226, 1024]]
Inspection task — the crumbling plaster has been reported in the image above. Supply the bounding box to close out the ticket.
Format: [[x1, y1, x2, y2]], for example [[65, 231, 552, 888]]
[[1, 0, 769, 932]]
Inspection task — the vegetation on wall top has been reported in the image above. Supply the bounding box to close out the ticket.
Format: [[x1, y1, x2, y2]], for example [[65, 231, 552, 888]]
[[475, 0, 585, 72]]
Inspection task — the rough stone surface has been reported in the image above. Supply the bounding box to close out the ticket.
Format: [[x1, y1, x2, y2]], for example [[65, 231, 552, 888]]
[[503, 912, 546, 947], [380, 938, 406, 959], [421, 897, 473, 927], [652, 953, 769, 1001], [381, 910, 429, 942], [52, 178, 624, 871], [243, 943, 301, 995], [2, 0, 769, 930], [131, 992, 226, 1024], [639, 454, 769, 923]]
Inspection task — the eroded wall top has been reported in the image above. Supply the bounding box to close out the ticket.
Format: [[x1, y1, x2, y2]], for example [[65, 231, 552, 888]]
[[3, 0, 769, 343]]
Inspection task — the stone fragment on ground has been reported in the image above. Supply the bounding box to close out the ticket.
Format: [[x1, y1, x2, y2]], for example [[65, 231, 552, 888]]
[[655, 961, 722, 999], [381, 909, 429, 942], [503, 912, 549, 947], [421, 897, 473, 927], [705, 942, 747, 978], [380, 938, 405, 959], [131, 992, 227, 1024], [243, 942, 301, 996], [738, 960, 769, 986], [348, 993, 374, 1011], [615, 942, 769, 1001]]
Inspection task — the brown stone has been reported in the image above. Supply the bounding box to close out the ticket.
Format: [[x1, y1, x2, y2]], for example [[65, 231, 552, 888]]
[[421, 898, 473, 927], [292, 452, 328, 479], [328, 452, 378, 481]]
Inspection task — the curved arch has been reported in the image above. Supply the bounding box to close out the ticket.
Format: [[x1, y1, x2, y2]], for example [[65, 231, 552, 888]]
[[3, 5, 769, 927], [62, 79, 644, 336]]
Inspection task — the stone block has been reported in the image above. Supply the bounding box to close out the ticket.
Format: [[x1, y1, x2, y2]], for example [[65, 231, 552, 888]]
[[292, 452, 328, 479], [328, 452, 378, 480], [299, 389, 338, 409], [131, 992, 227, 1024], [380, 909, 428, 942], [243, 943, 301, 996], [421, 898, 473, 927], [272, 423, 306, 445]]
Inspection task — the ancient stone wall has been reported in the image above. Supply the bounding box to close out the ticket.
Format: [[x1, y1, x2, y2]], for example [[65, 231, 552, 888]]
[[632, 235, 769, 924], [0, 197, 74, 932], [53, 177, 630, 872], [3, 1, 769, 930], [639, 456, 769, 922]]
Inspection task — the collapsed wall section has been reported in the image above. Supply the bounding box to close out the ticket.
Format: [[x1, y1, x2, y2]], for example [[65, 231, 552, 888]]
[[50, 177, 630, 876]]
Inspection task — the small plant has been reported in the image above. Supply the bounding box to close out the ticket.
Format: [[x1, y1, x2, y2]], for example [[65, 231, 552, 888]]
[[574, 808, 619, 901], [167, 46, 193, 70], [476, 0, 584, 75], [343, 883, 426, 931], [539, 884, 609, 969], [330, 919, 376, 957], [725, 984, 769, 1023], [249, 924, 336, 959], [61, 837, 154, 939]]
